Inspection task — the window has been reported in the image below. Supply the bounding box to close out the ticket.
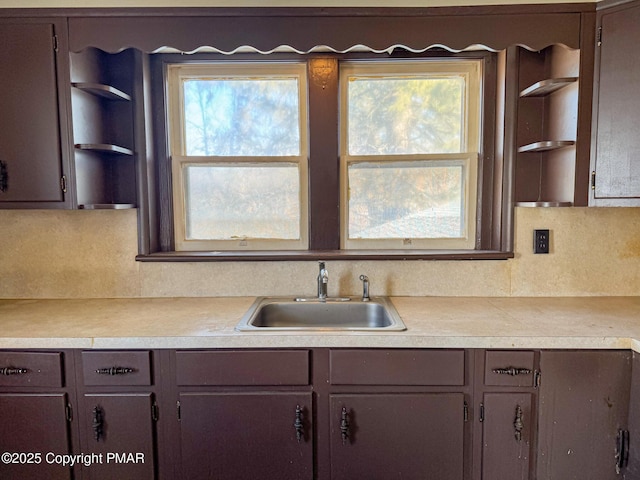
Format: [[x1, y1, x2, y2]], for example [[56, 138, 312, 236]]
[[161, 53, 497, 258], [167, 63, 309, 251], [340, 60, 481, 249]]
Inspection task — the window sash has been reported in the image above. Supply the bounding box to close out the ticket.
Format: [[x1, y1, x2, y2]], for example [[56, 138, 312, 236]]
[[167, 62, 309, 251], [339, 60, 481, 250], [341, 154, 478, 249]]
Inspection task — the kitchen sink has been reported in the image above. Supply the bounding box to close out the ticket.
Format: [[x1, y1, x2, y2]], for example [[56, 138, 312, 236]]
[[235, 296, 407, 331]]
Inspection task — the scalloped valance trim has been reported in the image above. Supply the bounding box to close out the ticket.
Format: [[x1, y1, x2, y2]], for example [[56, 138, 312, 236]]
[[69, 11, 583, 54]]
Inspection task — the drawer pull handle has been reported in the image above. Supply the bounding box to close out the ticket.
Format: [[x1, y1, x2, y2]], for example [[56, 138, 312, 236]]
[[95, 366, 135, 376], [514, 405, 524, 442], [493, 366, 531, 376], [294, 405, 304, 442], [0, 367, 29, 376], [92, 405, 104, 442], [340, 407, 350, 445]]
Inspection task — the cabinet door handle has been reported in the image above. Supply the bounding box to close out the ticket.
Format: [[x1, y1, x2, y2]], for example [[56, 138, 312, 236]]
[[492, 366, 532, 376], [0, 367, 29, 375], [514, 404, 524, 442], [95, 366, 135, 375], [616, 429, 630, 474], [0, 160, 7, 193], [340, 407, 350, 445], [294, 405, 304, 442], [92, 405, 104, 442]]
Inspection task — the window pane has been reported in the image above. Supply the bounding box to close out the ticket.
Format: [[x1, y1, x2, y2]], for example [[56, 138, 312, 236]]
[[347, 76, 464, 155], [184, 164, 300, 240], [348, 161, 465, 239], [183, 78, 300, 156]]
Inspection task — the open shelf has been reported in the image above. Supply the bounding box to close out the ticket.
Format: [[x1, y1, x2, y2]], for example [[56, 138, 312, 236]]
[[519, 77, 578, 97], [70, 49, 138, 210], [72, 82, 131, 101], [75, 143, 133, 156], [78, 203, 136, 210], [515, 201, 573, 207], [517, 141, 575, 153]]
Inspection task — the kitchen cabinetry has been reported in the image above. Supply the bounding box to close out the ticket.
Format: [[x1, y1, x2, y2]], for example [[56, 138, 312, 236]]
[[476, 350, 537, 480], [171, 350, 313, 480], [511, 44, 586, 207], [328, 349, 469, 480], [537, 350, 631, 479], [0, 19, 71, 208], [0, 351, 76, 480], [75, 350, 158, 480], [0, 347, 636, 480], [330, 393, 465, 479], [70, 48, 139, 209], [590, 0, 640, 206]]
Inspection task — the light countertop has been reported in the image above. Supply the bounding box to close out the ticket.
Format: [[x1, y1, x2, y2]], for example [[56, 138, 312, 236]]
[[1, 296, 640, 350]]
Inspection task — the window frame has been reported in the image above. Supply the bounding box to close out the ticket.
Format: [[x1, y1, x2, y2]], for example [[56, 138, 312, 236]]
[[147, 50, 507, 260], [166, 62, 310, 251]]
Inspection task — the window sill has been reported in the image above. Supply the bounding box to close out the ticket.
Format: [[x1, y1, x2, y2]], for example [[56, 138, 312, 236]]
[[136, 250, 514, 262]]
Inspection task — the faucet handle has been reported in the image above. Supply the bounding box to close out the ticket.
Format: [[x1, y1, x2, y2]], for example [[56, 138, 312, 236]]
[[359, 275, 370, 302]]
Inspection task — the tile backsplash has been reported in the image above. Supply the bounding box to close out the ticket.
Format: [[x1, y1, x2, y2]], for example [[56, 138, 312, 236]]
[[2, 207, 639, 298]]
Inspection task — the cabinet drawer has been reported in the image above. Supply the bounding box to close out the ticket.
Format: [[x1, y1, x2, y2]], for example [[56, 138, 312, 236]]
[[330, 349, 465, 386], [81, 350, 152, 386], [0, 351, 64, 388], [176, 350, 310, 386], [484, 350, 535, 387]]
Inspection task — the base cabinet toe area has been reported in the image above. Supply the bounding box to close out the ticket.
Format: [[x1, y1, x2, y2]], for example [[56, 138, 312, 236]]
[[0, 347, 635, 479]]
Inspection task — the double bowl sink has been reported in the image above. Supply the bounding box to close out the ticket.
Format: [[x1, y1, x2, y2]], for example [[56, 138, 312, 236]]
[[235, 296, 406, 331]]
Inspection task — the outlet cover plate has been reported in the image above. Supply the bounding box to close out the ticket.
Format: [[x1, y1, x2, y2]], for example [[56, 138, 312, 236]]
[[534, 229, 550, 254]]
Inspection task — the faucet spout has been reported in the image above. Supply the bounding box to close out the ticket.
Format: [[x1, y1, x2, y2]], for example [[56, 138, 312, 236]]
[[318, 262, 329, 301]]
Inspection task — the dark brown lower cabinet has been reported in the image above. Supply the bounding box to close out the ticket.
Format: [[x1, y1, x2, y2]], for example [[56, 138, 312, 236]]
[[1, 348, 638, 480], [481, 393, 533, 480], [537, 350, 631, 480], [0, 393, 73, 480], [177, 392, 313, 480], [78, 393, 157, 480], [329, 393, 465, 480]]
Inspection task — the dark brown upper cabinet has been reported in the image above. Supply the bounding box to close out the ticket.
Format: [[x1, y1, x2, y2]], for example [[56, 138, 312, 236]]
[[590, 0, 640, 206], [0, 19, 72, 208]]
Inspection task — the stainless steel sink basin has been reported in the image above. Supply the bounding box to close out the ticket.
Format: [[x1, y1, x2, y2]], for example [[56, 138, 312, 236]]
[[235, 296, 406, 331]]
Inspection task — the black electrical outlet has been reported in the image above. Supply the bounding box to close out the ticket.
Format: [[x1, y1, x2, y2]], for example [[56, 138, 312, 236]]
[[534, 229, 550, 254]]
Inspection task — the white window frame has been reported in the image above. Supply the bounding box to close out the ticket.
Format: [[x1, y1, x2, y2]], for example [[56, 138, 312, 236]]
[[339, 59, 482, 250], [167, 62, 309, 251]]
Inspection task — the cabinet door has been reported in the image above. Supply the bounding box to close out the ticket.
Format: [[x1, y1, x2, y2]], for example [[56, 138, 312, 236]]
[[592, 0, 640, 203], [482, 393, 532, 480], [537, 350, 631, 479], [0, 393, 72, 480], [178, 392, 313, 480], [0, 22, 65, 204], [330, 393, 465, 480], [80, 393, 156, 480]]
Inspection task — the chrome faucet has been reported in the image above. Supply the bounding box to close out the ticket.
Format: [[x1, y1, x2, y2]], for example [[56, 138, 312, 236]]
[[359, 275, 370, 302], [317, 262, 329, 301]]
